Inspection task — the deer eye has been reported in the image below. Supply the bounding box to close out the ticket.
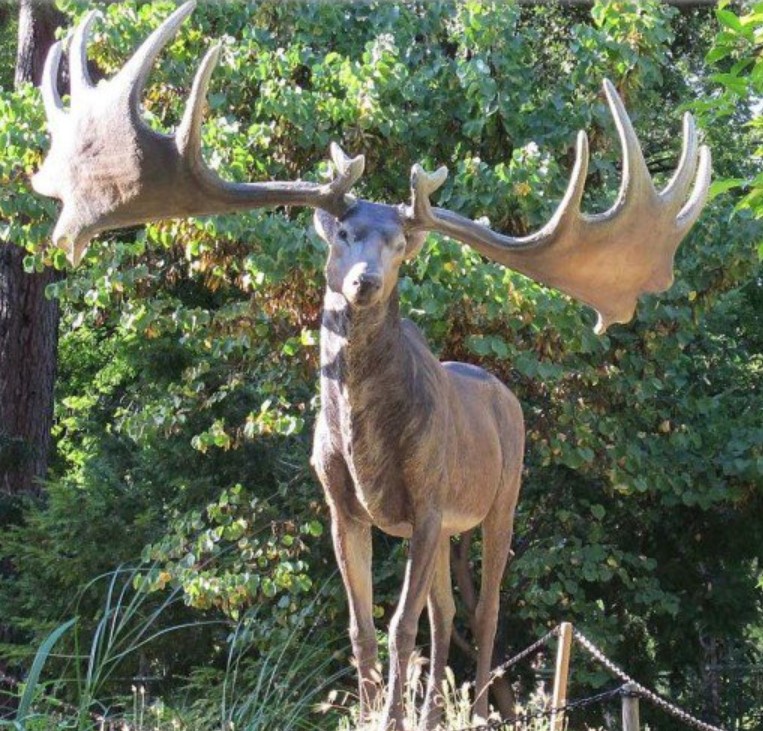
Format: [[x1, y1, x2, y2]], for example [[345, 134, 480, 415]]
[[337, 228, 349, 243]]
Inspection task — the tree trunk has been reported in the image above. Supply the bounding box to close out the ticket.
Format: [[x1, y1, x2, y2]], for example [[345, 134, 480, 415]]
[[0, 250, 60, 497], [0, 0, 64, 497], [14, 0, 64, 87]]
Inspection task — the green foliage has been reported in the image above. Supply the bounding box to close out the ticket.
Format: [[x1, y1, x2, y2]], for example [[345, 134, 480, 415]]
[[1, 566, 341, 730], [0, 7, 17, 91], [0, 85, 59, 258], [0, 1, 760, 728], [696, 0, 763, 253]]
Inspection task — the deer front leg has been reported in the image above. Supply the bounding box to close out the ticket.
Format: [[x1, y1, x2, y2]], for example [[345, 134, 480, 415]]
[[314, 449, 379, 721], [381, 512, 442, 731], [332, 506, 379, 721]]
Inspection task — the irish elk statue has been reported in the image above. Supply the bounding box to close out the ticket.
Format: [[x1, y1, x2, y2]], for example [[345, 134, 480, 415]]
[[31, 4, 710, 729]]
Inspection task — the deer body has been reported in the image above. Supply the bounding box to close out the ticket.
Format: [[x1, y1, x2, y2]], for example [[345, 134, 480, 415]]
[[317, 288, 525, 533], [312, 202, 524, 729], [317, 290, 523, 537]]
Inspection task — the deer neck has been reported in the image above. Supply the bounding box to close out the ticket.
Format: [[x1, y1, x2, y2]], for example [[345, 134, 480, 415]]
[[319, 284, 415, 526], [319, 285, 430, 531], [320, 286, 408, 406]]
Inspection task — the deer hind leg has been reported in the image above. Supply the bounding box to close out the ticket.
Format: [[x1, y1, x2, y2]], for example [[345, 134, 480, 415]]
[[472, 494, 517, 723], [381, 512, 442, 731], [420, 536, 456, 731]]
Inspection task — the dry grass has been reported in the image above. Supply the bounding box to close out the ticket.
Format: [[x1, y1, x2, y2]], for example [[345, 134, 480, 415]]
[[325, 650, 558, 731]]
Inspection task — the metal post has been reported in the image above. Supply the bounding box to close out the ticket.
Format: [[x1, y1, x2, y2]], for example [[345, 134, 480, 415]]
[[621, 682, 641, 731], [550, 622, 573, 731]]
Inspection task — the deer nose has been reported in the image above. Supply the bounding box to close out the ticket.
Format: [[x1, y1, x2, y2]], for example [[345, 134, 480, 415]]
[[353, 271, 383, 296]]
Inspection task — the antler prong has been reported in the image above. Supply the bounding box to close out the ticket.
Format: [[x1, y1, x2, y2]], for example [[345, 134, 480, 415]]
[[40, 40, 65, 125], [118, 0, 197, 105], [407, 163, 447, 226], [176, 43, 222, 159], [69, 10, 100, 97], [676, 144, 711, 233], [660, 112, 699, 209], [603, 78, 656, 204], [548, 129, 589, 230], [327, 142, 365, 202]]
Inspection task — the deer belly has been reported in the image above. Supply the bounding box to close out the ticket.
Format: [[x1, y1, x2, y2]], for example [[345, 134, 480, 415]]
[[347, 463, 413, 537], [442, 507, 489, 535]]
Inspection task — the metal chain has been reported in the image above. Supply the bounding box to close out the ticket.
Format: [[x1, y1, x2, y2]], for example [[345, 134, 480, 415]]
[[573, 628, 727, 731], [461, 626, 559, 691], [492, 626, 560, 676], [449, 686, 622, 731]]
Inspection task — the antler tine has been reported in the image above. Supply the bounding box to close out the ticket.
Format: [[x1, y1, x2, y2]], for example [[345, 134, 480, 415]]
[[676, 144, 712, 233], [330, 143, 365, 189], [69, 10, 100, 97], [176, 43, 222, 160], [543, 129, 589, 231], [660, 112, 699, 209], [322, 143, 365, 214], [602, 79, 656, 208], [408, 163, 448, 226], [118, 0, 196, 106], [40, 40, 65, 125]]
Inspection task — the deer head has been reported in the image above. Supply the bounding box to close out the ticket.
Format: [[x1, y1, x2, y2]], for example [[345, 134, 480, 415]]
[[31, 3, 711, 332], [313, 166, 447, 309]]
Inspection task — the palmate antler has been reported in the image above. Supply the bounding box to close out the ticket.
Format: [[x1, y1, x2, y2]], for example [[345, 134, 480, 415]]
[[31, 1, 364, 266], [405, 80, 711, 333]]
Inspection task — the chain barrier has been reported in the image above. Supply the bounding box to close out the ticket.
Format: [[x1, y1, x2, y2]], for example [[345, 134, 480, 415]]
[[449, 686, 622, 731], [573, 628, 727, 731]]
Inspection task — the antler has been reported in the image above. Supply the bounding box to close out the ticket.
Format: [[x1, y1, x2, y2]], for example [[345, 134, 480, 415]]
[[405, 80, 711, 333], [32, 1, 364, 266]]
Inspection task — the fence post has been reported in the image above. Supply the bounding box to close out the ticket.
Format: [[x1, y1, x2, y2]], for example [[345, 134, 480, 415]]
[[550, 622, 573, 731], [621, 682, 641, 731]]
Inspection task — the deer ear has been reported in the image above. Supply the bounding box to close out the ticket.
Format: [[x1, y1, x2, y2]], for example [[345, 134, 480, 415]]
[[404, 231, 426, 259], [314, 209, 337, 243]]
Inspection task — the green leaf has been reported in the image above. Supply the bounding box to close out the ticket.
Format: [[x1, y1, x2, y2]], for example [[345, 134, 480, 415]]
[[16, 618, 77, 723], [716, 8, 743, 32], [708, 177, 746, 202]]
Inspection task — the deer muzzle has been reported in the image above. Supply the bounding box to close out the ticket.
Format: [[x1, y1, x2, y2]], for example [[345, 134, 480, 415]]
[[344, 266, 384, 308]]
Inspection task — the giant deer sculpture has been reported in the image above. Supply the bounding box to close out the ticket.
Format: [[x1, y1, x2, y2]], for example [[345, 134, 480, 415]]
[[32, 4, 710, 729]]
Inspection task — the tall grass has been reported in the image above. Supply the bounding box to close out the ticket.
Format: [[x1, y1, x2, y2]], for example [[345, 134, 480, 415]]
[[186, 608, 350, 730], [0, 567, 350, 730]]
